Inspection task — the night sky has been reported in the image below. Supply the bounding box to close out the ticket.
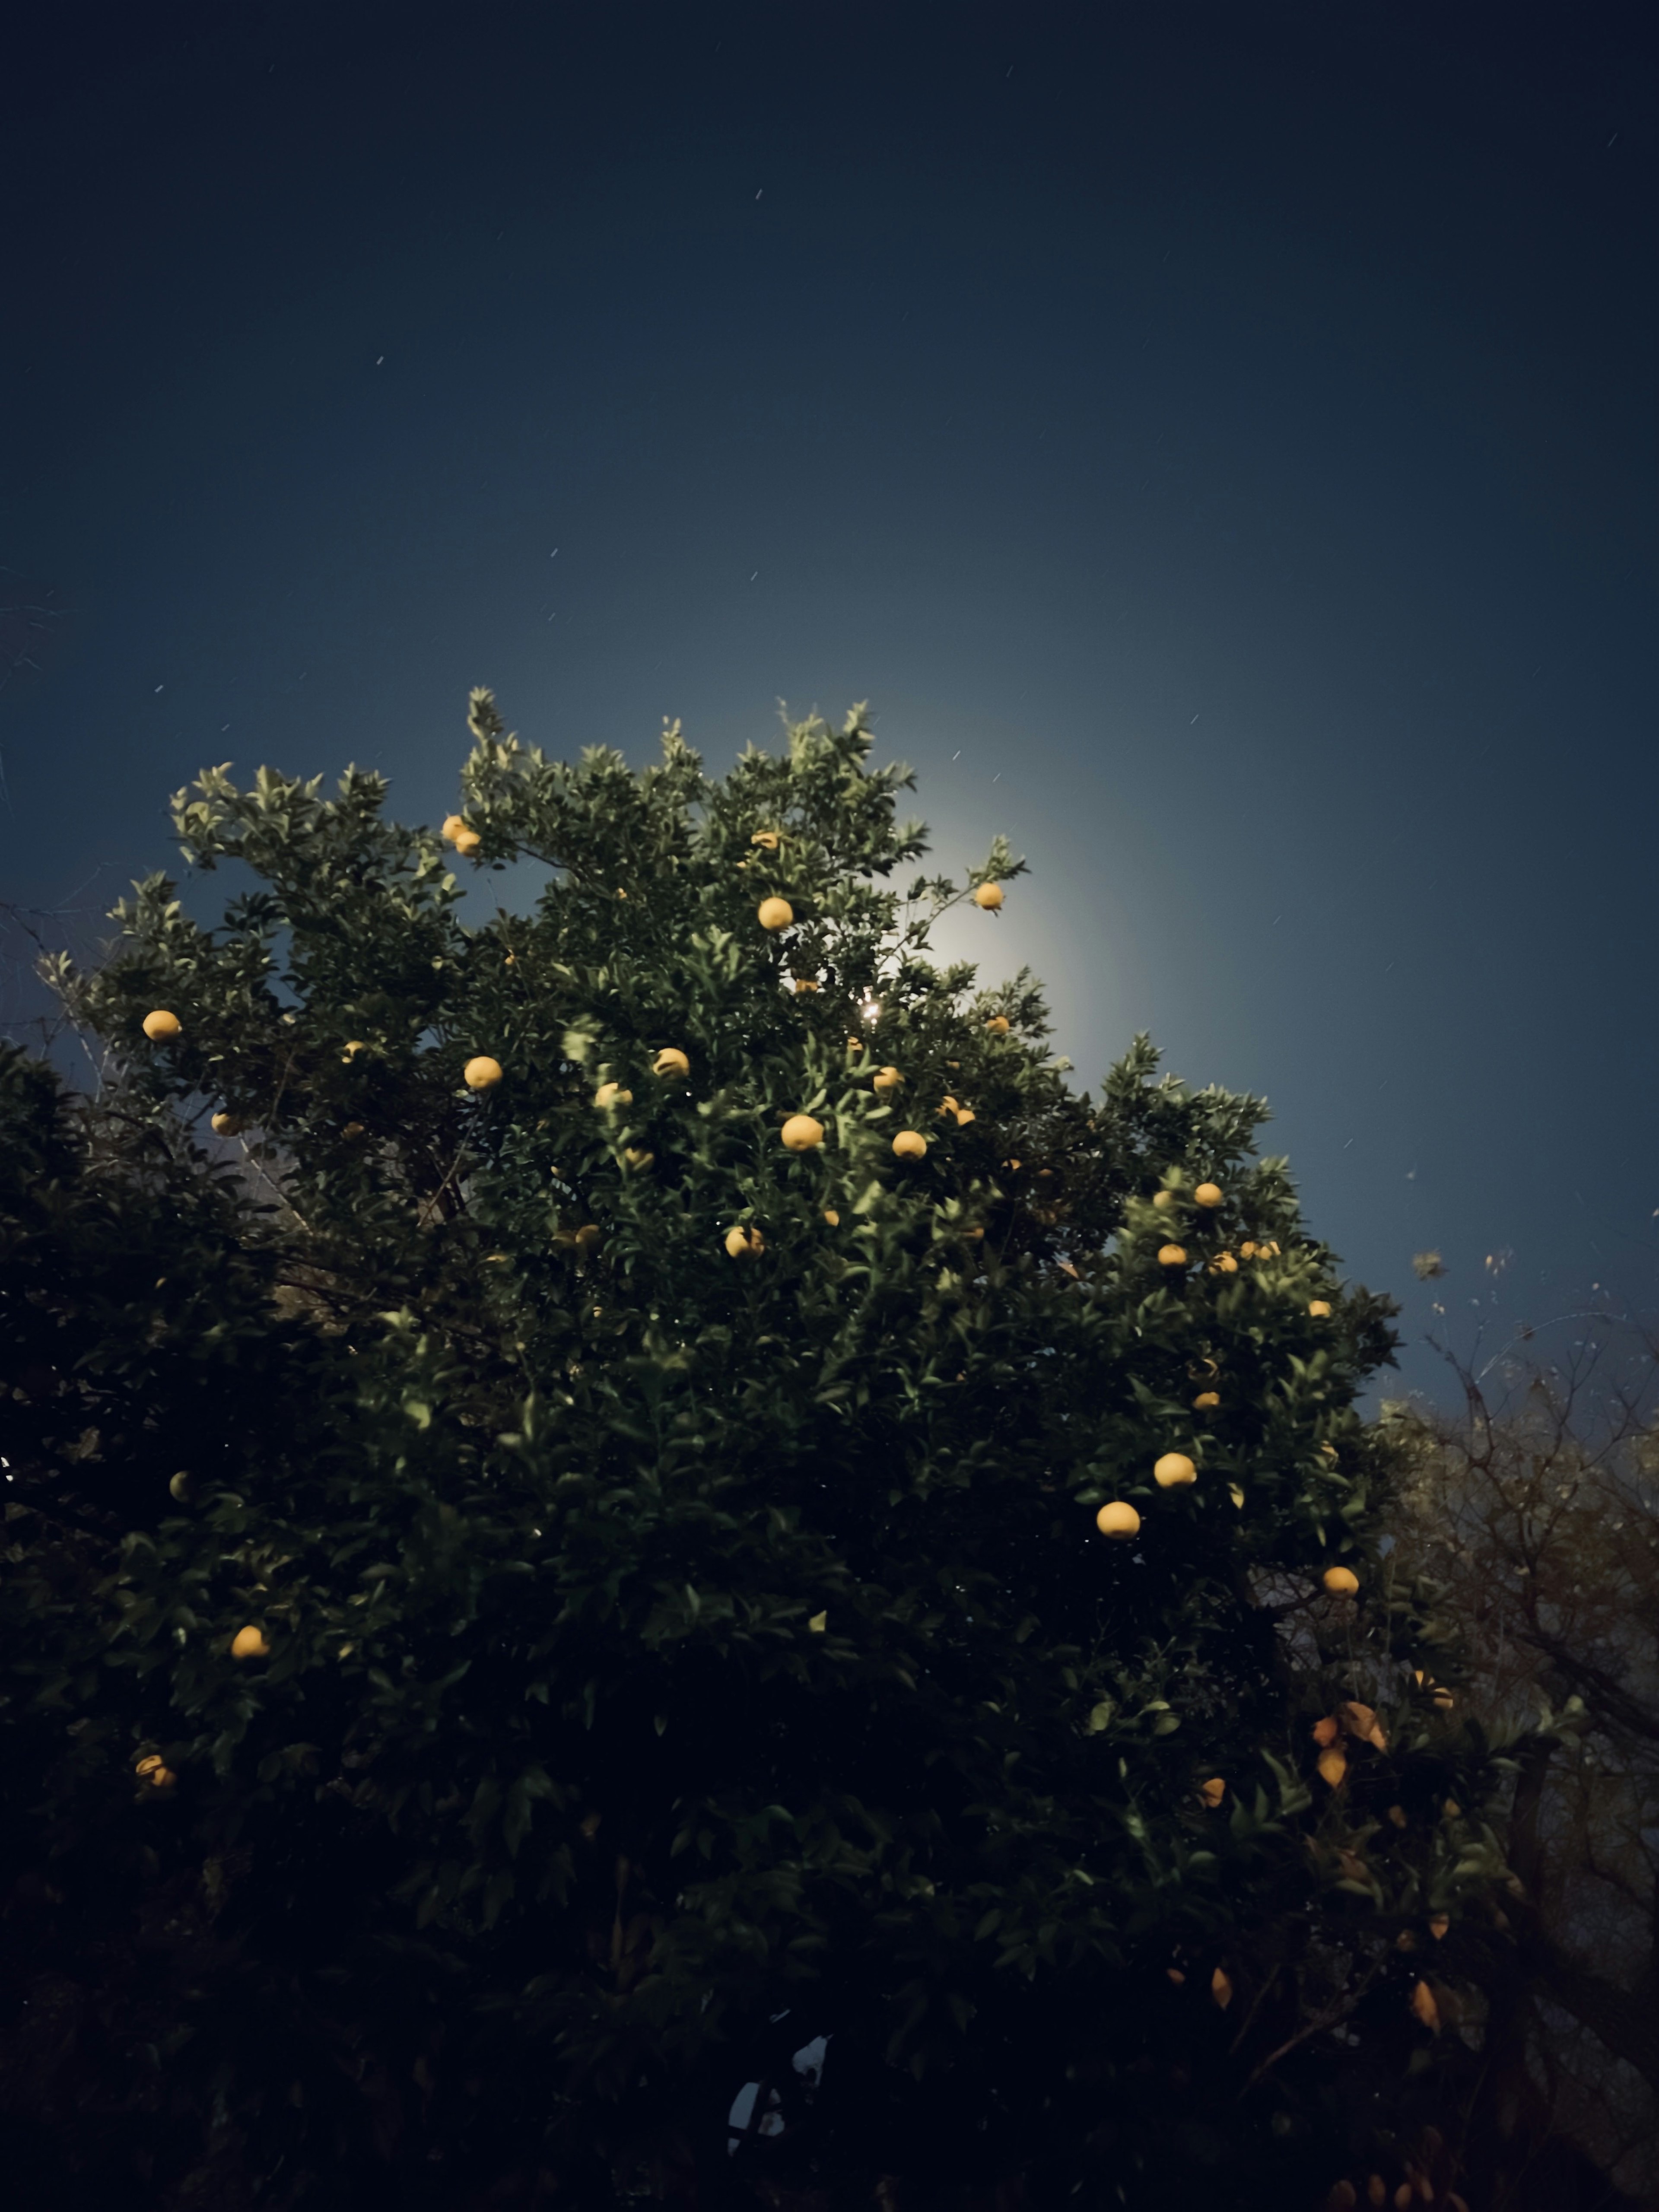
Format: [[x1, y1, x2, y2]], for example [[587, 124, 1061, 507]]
[[3, 2, 1653, 1414]]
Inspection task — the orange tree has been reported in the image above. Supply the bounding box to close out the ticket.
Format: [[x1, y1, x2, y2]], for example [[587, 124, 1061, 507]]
[[0, 695, 1558, 2209]]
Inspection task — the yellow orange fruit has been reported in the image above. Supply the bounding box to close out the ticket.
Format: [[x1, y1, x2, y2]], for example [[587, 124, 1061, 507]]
[[751, 830, 780, 850], [1194, 1182, 1223, 1208], [210, 1112, 245, 1137], [781, 1113, 825, 1153], [1152, 1189, 1176, 1211], [972, 882, 1004, 910], [793, 977, 820, 993], [1157, 1244, 1188, 1267], [342, 1039, 367, 1061], [135, 1754, 164, 1778], [1208, 1251, 1238, 1274], [807, 1610, 828, 1632], [954, 1108, 976, 1126], [1192, 1390, 1220, 1411], [573, 1224, 601, 1252], [1211, 1967, 1233, 2010], [231, 1625, 270, 1661], [1309, 1299, 1332, 1317], [757, 896, 794, 930], [441, 814, 466, 842], [1316, 1746, 1349, 1789], [652, 1047, 690, 1077], [872, 1065, 903, 1094], [985, 1015, 1011, 1035], [454, 829, 482, 857], [142, 1010, 181, 1042], [1428, 1913, 1449, 1941], [892, 1130, 928, 1160], [464, 1055, 503, 1090], [1312, 1716, 1340, 1747], [1322, 1565, 1360, 1596], [1095, 1500, 1141, 1539], [593, 1083, 632, 1108], [1198, 1777, 1226, 1809], [725, 1224, 764, 1259], [822, 1208, 840, 1226], [623, 1147, 653, 1170], [1409, 1981, 1440, 2034], [938, 1095, 960, 1118], [1227, 1482, 1245, 1508], [1154, 1452, 1197, 1488], [340, 1122, 365, 1140], [168, 1471, 191, 1502], [147, 1766, 179, 1790]]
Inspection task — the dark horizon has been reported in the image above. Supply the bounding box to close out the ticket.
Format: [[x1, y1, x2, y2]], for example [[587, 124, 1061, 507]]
[[3, 0, 1654, 1419]]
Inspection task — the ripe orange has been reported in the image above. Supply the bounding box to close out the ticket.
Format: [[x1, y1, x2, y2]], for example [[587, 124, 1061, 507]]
[[793, 978, 820, 993], [231, 1625, 270, 1660], [725, 1224, 765, 1259], [1157, 1244, 1188, 1267], [751, 830, 781, 850], [441, 814, 466, 842], [872, 1065, 903, 1094], [822, 1208, 840, 1226], [341, 1122, 365, 1140], [1322, 1566, 1359, 1596], [342, 1040, 367, 1062], [454, 829, 482, 857], [938, 1095, 960, 1118], [1211, 1967, 1233, 2010], [1308, 1299, 1332, 1318], [168, 1471, 191, 1501], [985, 1015, 1010, 1035], [1409, 1981, 1441, 2034], [464, 1055, 503, 1090], [1154, 1452, 1197, 1488], [623, 1147, 654, 1170], [807, 1609, 828, 1632], [972, 882, 1004, 910], [210, 1112, 245, 1137], [757, 896, 794, 930], [142, 1010, 181, 1041], [652, 1047, 690, 1077], [1192, 1390, 1220, 1411], [1095, 1500, 1141, 1538], [573, 1224, 601, 1252], [1194, 1182, 1223, 1208], [1152, 1190, 1176, 1211], [1198, 1777, 1226, 1808], [135, 1754, 164, 1778], [781, 1113, 825, 1152], [892, 1130, 927, 1160], [1208, 1252, 1239, 1274], [954, 1108, 976, 1127], [593, 1083, 633, 1108], [1239, 1240, 1257, 1258], [1428, 1913, 1449, 1942], [1316, 1746, 1349, 1789]]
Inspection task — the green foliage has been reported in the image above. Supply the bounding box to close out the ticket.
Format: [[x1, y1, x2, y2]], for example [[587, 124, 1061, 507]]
[[0, 699, 1544, 2208]]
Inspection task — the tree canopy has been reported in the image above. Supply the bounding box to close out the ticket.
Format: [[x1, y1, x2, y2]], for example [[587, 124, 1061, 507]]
[[0, 696, 1571, 2209]]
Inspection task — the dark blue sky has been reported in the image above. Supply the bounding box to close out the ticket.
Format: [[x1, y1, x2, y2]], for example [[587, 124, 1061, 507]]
[[3, 1, 1654, 1412]]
